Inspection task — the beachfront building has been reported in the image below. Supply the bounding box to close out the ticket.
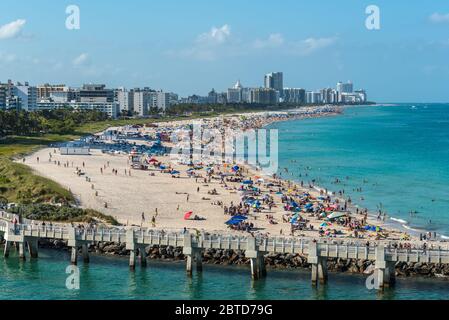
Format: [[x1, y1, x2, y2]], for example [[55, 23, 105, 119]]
[[250, 88, 278, 105], [153, 91, 171, 111], [306, 91, 322, 104], [0, 86, 6, 110], [12, 82, 38, 111], [208, 88, 218, 104], [37, 84, 67, 99], [116, 87, 134, 114], [133, 88, 153, 116], [264, 72, 283, 93], [35, 100, 120, 118], [337, 81, 354, 94], [227, 80, 243, 103], [339, 90, 367, 104], [79, 84, 115, 104], [282, 88, 306, 104]]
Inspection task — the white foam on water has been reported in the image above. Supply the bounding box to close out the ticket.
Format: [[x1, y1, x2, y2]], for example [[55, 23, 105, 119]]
[[390, 217, 407, 224], [402, 224, 421, 232]]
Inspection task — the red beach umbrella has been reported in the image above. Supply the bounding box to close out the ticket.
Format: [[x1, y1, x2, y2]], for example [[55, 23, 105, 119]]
[[184, 211, 193, 220]]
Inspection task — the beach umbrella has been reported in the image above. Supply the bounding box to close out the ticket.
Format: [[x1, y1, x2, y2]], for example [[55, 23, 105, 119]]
[[320, 222, 329, 227], [242, 180, 253, 185], [327, 212, 347, 220], [232, 165, 240, 172], [171, 170, 180, 175], [159, 165, 166, 170], [148, 158, 158, 163], [225, 219, 241, 225], [184, 211, 193, 220]]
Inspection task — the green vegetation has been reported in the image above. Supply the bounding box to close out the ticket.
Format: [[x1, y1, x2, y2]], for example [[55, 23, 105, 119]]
[[8, 204, 119, 225]]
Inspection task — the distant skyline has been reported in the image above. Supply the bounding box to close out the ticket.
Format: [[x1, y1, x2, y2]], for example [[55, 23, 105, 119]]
[[1, 0, 449, 102]]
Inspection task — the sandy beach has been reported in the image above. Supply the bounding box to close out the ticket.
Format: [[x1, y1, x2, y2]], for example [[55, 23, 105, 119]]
[[16, 107, 428, 246]]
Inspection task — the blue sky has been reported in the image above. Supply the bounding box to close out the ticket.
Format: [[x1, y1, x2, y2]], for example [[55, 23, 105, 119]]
[[0, 0, 449, 102]]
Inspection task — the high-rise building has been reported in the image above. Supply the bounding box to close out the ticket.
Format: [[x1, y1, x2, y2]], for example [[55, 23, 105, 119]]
[[336, 81, 354, 95], [227, 80, 243, 103], [79, 84, 114, 103], [282, 88, 306, 104], [116, 87, 134, 114], [306, 91, 322, 104], [12, 82, 38, 111], [208, 88, 218, 104], [133, 88, 152, 116], [0, 86, 6, 110], [264, 72, 283, 94], [250, 88, 277, 105], [153, 91, 171, 111], [37, 84, 67, 99]]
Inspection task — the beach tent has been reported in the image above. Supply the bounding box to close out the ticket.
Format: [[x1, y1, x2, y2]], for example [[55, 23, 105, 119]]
[[232, 215, 248, 221], [225, 219, 241, 226], [327, 212, 347, 220], [242, 180, 253, 185], [184, 211, 193, 220]]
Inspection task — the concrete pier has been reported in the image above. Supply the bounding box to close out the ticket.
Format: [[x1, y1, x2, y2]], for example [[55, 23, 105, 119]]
[[1, 214, 448, 292], [27, 239, 38, 259], [139, 247, 147, 267], [246, 237, 266, 280], [308, 241, 328, 286], [195, 250, 202, 273], [82, 244, 89, 263], [129, 250, 136, 270], [375, 245, 396, 289], [70, 247, 78, 265], [3, 241, 11, 258], [18, 242, 26, 261]]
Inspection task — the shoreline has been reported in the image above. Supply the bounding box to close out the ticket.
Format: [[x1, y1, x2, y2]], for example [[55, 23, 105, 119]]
[[13, 105, 448, 247], [260, 105, 447, 241]]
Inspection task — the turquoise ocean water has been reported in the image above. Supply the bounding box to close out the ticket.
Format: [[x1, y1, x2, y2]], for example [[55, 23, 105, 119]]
[[1, 249, 448, 300], [267, 103, 449, 238], [1, 103, 449, 299]]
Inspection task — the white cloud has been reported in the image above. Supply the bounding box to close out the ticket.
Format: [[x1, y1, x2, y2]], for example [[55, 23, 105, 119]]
[[0, 19, 26, 40], [253, 33, 284, 49], [429, 13, 449, 24], [196, 24, 231, 45], [72, 53, 90, 66], [169, 24, 336, 61], [289, 37, 338, 55]]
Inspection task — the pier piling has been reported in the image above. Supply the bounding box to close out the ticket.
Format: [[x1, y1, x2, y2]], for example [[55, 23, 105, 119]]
[[70, 247, 78, 265], [129, 250, 136, 270], [3, 241, 11, 258], [18, 242, 26, 261], [82, 244, 89, 263], [27, 239, 38, 259], [308, 241, 328, 286]]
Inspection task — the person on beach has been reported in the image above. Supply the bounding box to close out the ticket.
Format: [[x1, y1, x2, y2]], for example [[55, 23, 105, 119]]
[[151, 216, 156, 227], [141, 212, 145, 227]]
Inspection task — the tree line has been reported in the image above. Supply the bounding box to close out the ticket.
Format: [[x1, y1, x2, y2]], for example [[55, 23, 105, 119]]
[[0, 109, 109, 137]]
